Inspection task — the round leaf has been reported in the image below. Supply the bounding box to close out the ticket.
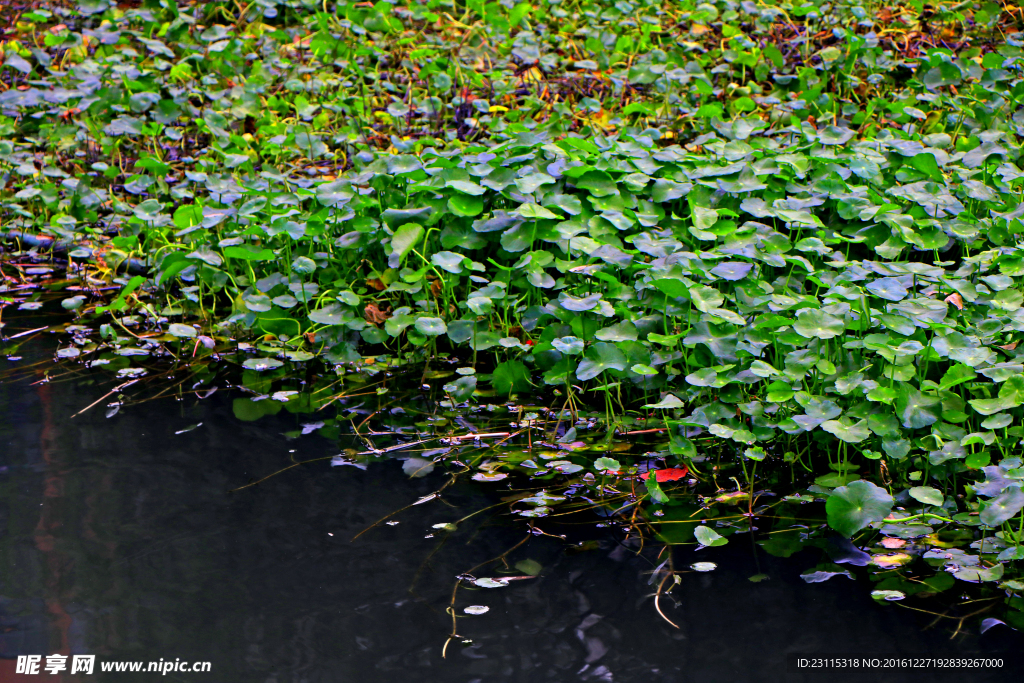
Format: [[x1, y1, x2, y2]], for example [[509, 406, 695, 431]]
[[908, 486, 944, 506], [826, 480, 894, 537], [794, 309, 845, 339]]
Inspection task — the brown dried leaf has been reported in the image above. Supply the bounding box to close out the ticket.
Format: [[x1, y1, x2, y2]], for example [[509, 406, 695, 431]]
[[364, 303, 391, 326], [366, 278, 387, 292], [944, 292, 963, 310]]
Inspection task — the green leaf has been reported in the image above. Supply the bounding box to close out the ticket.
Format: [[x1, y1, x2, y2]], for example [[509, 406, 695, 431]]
[[431, 251, 466, 273], [866, 386, 898, 404], [167, 323, 197, 338], [744, 447, 766, 461], [291, 256, 317, 274], [242, 358, 284, 371], [940, 364, 976, 391], [866, 277, 908, 302], [643, 394, 685, 409], [909, 486, 944, 506], [61, 295, 86, 310], [445, 179, 486, 195], [907, 153, 943, 181], [980, 487, 1024, 527], [999, 375, 1024, 403], [895, 386, 941, 429], [515, 172, 555, 193], [826, 480, 894, 537], [316, 178, 353, 206], [793, 309, 845, 339], [695, 525, 728, 547], [492, 360, 532, 394], [576, 342, 627, 381], [595, 321, 638, 342], [551, 336, 585, 355], [186, 248, 223, 267], [820, 419, 870, 443], [969, 396, 1017, 415], [690, 285, 724, 312], [514, 202, 561, 220], [382, 206, 432, 228], [644, 475, 669, 504], [224, 245, 275, 261], [414, 317, 447, 336], [594, 457, 621, 472], [448, 194, 484, 217], [388, 223, 423, 268], [443, 375, 477, 401]]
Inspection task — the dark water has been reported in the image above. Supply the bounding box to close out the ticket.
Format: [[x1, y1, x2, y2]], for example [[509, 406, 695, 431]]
[[0, 336, 1021, 683]]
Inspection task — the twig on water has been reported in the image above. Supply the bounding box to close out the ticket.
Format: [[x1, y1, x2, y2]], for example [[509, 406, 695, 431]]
[[70, 379, 140, 418]]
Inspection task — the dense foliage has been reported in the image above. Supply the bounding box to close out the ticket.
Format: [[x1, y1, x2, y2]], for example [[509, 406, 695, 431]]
[[5, 0, 1024, 630]]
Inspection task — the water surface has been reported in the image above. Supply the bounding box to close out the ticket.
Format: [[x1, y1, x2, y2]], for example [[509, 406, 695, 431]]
[[0, 334, 1019, 682]]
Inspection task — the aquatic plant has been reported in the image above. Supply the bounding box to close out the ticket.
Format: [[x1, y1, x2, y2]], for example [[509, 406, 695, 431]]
[[4, 0, 1024, 633]]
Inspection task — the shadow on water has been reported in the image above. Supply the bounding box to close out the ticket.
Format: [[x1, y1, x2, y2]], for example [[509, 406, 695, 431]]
[[0, 332, 1021, 683]]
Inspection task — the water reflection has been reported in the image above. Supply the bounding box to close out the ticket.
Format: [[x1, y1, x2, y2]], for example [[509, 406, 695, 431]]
[[0, 343, 1020, 682]]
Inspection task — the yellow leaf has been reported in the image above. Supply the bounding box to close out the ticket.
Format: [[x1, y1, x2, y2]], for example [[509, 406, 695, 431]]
[[870, 552, 913, 568]]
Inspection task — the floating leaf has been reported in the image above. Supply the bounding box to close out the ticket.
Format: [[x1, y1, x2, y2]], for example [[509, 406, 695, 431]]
[[870, 590, 905, 601], [694, 526, 728, 547], [472, 577, 509, 588], [167, 323, 197, 338], [640, 467, 689, 482], [242, 358, 284, 371], [826, 480, 894, 537]]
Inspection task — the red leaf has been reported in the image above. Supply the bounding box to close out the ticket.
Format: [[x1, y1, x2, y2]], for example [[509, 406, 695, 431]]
[[639, 467, 689, 482]]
